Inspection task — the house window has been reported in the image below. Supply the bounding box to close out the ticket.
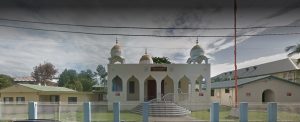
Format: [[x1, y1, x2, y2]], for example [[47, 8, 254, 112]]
[[287, 92, 292, 96], [68, 97, 77, 104], [50, 95, 60, 103], [246, 92, 251, 96], [3, 97, 13, 103], [211, 89, 215, 96], [112, 76, 122, 92], [225, 88, 230, 93], [129, 81, 135, 94], [16, 97, 25, 103]]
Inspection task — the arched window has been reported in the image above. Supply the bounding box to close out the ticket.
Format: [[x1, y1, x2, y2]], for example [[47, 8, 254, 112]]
[[112, 76, 122, 92]]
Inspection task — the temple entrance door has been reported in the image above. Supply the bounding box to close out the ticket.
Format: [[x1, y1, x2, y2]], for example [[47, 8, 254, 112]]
[[147, 80, 157, 101]]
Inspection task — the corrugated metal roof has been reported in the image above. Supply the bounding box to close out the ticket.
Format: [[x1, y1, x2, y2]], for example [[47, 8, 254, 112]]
[[213, 58, 299, 80], [14, 77, 36, 82], [211, 75, 270, 89], [19, 84, 76, 92]]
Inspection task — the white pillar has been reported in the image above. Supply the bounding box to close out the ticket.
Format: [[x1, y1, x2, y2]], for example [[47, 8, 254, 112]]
[[189, 77, 197, 103], [173, 78, 179, 102], [139, 80, 144, 102], [122, 77, 127, 102], [190, 77, 196, 94], [155, 77, 163, 101], [156, 80, 161, 101]]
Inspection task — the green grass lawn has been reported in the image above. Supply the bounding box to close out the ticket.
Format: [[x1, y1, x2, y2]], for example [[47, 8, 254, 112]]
[[1, 110, 298, 122], [0, 112, 142, 122], [191, 109, 300, 121]]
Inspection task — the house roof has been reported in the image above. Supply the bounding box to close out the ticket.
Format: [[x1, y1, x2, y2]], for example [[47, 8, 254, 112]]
[[211, 75, 300, 89], [19, 84, 76, 92], [211, 75, 270, 89], [213, 58, 299, 80], [14, 76, 36, 82]]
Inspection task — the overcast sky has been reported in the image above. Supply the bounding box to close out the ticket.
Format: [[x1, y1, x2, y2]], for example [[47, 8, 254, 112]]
[[0, 0, 300, 77]]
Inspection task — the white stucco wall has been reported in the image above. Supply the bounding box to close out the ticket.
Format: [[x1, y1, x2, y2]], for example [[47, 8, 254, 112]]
[[107, 64, 211, 107]]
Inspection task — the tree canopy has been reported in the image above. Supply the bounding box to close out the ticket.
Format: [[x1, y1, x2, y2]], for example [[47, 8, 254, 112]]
[[58, 69, 96, 91], [31, 62, 57, 85], [95, 64, 108, 86], [78, 69, 96, 91], [58, 69, 82, 91], [152, 57, 171, 64], [0, 74, 13, 89]]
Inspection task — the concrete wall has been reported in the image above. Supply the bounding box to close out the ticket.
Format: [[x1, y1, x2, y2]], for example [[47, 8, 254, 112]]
[[211, 77, 300, 106], [238, 78, 300, 103], [211, 88, 234, 106]]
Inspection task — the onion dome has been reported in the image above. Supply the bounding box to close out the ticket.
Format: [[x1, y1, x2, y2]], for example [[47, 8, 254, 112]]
[[190, 39, 204, 58], [139, 49, 153, 64], [110, 40, 122, 57]]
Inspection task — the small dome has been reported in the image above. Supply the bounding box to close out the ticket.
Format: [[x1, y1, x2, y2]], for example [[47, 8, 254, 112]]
[[110, 41, 122, 57], [190, 44, 204, 58], [139, 54, 153, 64]]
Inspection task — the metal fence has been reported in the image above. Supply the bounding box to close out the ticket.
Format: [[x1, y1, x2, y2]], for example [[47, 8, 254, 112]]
[[0, 102, 300, 122]]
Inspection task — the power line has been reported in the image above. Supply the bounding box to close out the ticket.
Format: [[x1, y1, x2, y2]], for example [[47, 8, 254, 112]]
[[1, 24, 300, 38], [1, 18, 300, 30]]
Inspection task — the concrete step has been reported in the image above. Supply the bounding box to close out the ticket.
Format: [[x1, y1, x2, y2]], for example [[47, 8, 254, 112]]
[[131, 101, 191, 117]]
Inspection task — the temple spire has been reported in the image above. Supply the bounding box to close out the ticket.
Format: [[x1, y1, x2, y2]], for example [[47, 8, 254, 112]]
[[196, 37, 199, 45], [145, 48, 148, 54], [116, 37, 118, 44]]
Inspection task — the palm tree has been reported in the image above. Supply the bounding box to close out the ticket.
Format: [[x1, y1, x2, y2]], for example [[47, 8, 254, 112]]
[[285, 43, 300, 64]]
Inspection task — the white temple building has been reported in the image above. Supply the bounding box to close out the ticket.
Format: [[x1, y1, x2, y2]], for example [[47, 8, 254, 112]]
[[107, 40, 211, 110]]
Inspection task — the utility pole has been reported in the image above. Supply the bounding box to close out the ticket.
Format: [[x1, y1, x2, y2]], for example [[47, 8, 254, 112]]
[[234, 0, 238, 108]]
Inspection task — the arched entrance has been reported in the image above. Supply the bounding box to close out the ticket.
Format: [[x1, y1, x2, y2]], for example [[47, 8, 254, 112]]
[[262, 89, 275, 103], [127, 76, 139, 101], [178, 76, 191, 101], [161, 76, 174, 97], [112, 76, 122, 92], [144, 76, 156, 101], [178, 76, 190, 93]]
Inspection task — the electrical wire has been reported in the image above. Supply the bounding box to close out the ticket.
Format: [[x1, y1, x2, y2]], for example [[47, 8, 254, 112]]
[[1, 18, 300, 30], [1, 24, 300, 38]]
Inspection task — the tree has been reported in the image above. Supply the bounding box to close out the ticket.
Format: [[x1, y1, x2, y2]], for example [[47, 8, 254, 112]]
[[152, 57, 171, 64], [285, 43, 300, 64], [31, 62, 57, 85], [95, 65, 108, 86], [65, 80, 83, 91], [78, 69, 97, 91], [58, 69, 96, 92], [58, 69, 85, 91], [0, 74, 13, 89]]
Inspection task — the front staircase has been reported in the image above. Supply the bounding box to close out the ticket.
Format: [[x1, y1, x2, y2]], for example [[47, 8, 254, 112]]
[[131, 100, 191, 117]]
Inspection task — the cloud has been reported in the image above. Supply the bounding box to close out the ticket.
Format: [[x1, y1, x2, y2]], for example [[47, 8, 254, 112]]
[[265, 1, 300, 19], [1, 1, 300, 78]]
